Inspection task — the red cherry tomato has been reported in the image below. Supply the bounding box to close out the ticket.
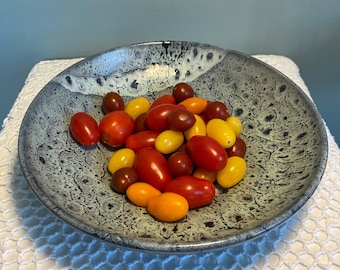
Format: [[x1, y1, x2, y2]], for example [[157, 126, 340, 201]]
[[165, 176, 216, 209], [172, 82, 194, 103], [102, 92, 124, 113], [134, 147, 173, 192], [145, 104, 184, 131], [167, 151, 194, 177], [201, 101, 230, 121], [99, 111, 134, 147], [226, 136, 247, 158], [186, 135, 227, 171], [70, 112, 100, 147], [168, 108, 196, 132], [150, 94, 176, 109], [125, 130, 160, 152]]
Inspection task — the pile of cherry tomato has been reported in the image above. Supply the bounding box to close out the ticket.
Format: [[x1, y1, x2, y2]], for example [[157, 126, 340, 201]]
[[69, 82, 247, 222]]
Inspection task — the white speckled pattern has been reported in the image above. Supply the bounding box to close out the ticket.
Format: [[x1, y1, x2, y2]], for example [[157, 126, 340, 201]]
[[17, 41, 327, 253]]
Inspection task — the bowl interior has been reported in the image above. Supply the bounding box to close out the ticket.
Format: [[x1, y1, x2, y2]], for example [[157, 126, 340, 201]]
[[18, 41, 328, 253]]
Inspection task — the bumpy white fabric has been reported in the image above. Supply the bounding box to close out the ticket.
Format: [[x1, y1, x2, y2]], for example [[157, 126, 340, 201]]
[[0, 56, 339, 269]]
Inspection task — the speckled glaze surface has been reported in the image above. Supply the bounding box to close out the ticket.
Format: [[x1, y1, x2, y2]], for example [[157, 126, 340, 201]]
[[18, 41, 328, 253]]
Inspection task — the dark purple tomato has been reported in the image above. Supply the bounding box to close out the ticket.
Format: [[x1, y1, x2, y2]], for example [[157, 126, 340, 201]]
[[168, 108, 196, 132], [111, 167, 138, 193], [134, 112, 148, 132], [167, 151, 194, 177], [172, 82, 194, 103], [226, 136, 247, 158], [201, 101, 230, 121], [102, 92, 124, 113]]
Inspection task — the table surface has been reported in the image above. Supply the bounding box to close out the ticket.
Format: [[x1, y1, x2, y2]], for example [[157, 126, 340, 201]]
[[1, 56, 339, 270]]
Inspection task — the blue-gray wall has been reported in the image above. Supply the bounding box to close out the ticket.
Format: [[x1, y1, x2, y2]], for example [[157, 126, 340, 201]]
[[1, 0, 339, 144]]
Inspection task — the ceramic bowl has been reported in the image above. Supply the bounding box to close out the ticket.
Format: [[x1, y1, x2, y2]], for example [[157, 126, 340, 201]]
[[18, 41, 328, 253]]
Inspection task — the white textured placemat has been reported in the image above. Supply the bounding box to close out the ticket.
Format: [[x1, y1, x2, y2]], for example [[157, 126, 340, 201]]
[[1, 56, 339, 269]]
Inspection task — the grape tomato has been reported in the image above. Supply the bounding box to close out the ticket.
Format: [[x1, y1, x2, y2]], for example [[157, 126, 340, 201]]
[[134, 112, 148, 132], [102, 92, 124, 113], [155, 130, 184, 154], [179, 97, 208, 115], [107, 148, 135, 174], [217, 156, 247, 188], [150, 94, 176, 109], [126, 182, 161, 208], [124, 97, 151, 120], [183, 114, 206, 141], [165, 176, 216, 209], [193, 168, 217, 183], [134, 147, 172, 191], [99, 111, 134, 147], [69, 112, 100, 147], [206, 118, 236, 148], [145, 104, 184, 131], [227, 116, 242, 137], [201, 101, 230, 121], [125, 130, 160, 152], [168, 108, 196, 132], [226, 136, 247, 158], [186, 135, 227, 172], [167, 151, 194, 177], [172, 82, 194, 103], [147, 192, 189, 222], [111, 167, 138, 193]]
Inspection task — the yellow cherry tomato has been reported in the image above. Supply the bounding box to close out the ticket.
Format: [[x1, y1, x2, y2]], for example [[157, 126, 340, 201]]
[[126, 182, 161, 208], [108, 148, 135, 174], [227, 116, 242, 137], [206, 118, 236, 148], [184, 114, 206, 141], [147, 192, 189, 222], [124, 97, 151, 120], [217, 156, 247, 188], [193, 167, 217, 183], [155, 130, 184, 154], [179, 97, 208, 114]]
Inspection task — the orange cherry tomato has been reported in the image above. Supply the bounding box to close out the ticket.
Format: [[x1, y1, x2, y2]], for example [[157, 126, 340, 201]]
[[126, 182, 161, 208], [147, 192, 189, 222], [179, 97, 208, 114]]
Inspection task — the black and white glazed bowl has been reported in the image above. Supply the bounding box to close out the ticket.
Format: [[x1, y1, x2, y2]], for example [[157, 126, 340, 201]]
[[18, 41, 328, 253]]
